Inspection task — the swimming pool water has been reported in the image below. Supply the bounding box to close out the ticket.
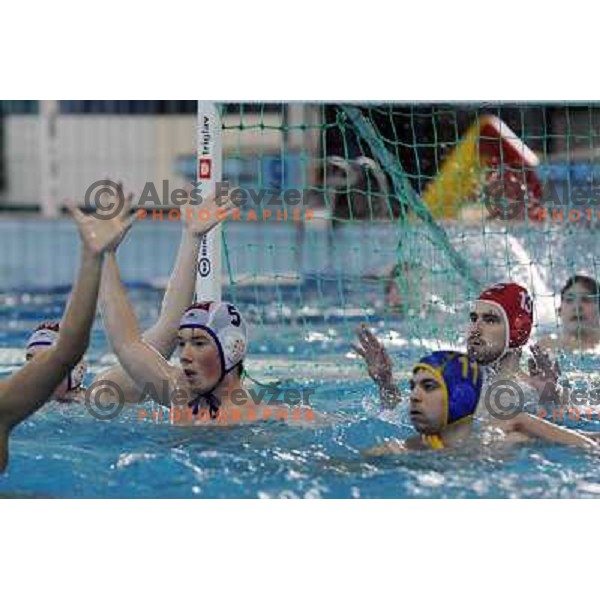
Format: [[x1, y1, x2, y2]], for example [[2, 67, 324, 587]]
[[2, 219, 600, 498]]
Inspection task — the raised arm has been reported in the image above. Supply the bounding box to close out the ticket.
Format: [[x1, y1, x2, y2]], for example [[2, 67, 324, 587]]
[[100, 187, 234, 357], [92, 199, 201, 403], [95, 187, 235, 399], [99, 252, 182, 407], [136, 187, 228, 355], [99, 187, 235, 406], [140, 225, 200, 357], [353, 325, 402, 409], [0, 205, 133, 465]]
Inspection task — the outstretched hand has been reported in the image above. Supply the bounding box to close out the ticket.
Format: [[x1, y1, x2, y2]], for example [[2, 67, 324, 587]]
[[107, 181, 135, 224], [180, 184, 236, 237], [352, 324, 394, 387], [526, 343, 563, 402], [67, 202, 135, 256]]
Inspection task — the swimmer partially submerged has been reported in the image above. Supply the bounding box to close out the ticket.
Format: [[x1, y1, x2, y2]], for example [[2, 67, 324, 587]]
[[90, 184, 231, 407], [103, 290, 312, 425], [354, 282, 561, 412], [364, 351, 597, 456], [99, 187, 312, 426]]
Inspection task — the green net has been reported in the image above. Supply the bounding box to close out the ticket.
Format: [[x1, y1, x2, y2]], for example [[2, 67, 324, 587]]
[[2, 101, 600, 379], [215, 103, 600, 379]]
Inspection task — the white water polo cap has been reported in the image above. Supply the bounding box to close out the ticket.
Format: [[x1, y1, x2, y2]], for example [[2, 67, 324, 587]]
[[178, 302, 248, 375], [26, 325, 59, 349], [26, 321, 87, 390]]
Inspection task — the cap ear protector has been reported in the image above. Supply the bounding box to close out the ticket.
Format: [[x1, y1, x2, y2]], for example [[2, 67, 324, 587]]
[[26, 322, 87, 391], [414, 351, 483, 426]]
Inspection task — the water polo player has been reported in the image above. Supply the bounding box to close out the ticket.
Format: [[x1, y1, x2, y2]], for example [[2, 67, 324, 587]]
[[364, 351, 596, 455], [89, 185, 236, 406], [355, 282, 544, 409]]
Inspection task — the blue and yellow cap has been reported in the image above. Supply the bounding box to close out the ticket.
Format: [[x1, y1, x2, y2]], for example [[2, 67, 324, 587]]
[[413, 351, 482, 426]]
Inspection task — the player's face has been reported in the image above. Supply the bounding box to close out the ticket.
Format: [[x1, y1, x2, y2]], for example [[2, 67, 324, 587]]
[[560, 282, 600, 335], [177, 328, 222, 393], [409, 369, 446, 434], [467, 301, 507, 364], [25, 346, 69, 399]]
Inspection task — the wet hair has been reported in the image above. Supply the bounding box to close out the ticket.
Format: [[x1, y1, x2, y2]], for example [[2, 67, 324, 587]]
[[560, 275, 600, 310]]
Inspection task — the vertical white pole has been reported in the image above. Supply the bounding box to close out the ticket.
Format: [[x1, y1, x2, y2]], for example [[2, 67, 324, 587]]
[[39, 100, 60, 218], [196, 102, 222, 302]]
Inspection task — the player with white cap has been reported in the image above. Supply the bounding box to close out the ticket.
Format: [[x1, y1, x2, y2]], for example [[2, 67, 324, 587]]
[[24, 322, 87, 402], [96, 187, 273, 425], [88, 185, 235, 407]]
